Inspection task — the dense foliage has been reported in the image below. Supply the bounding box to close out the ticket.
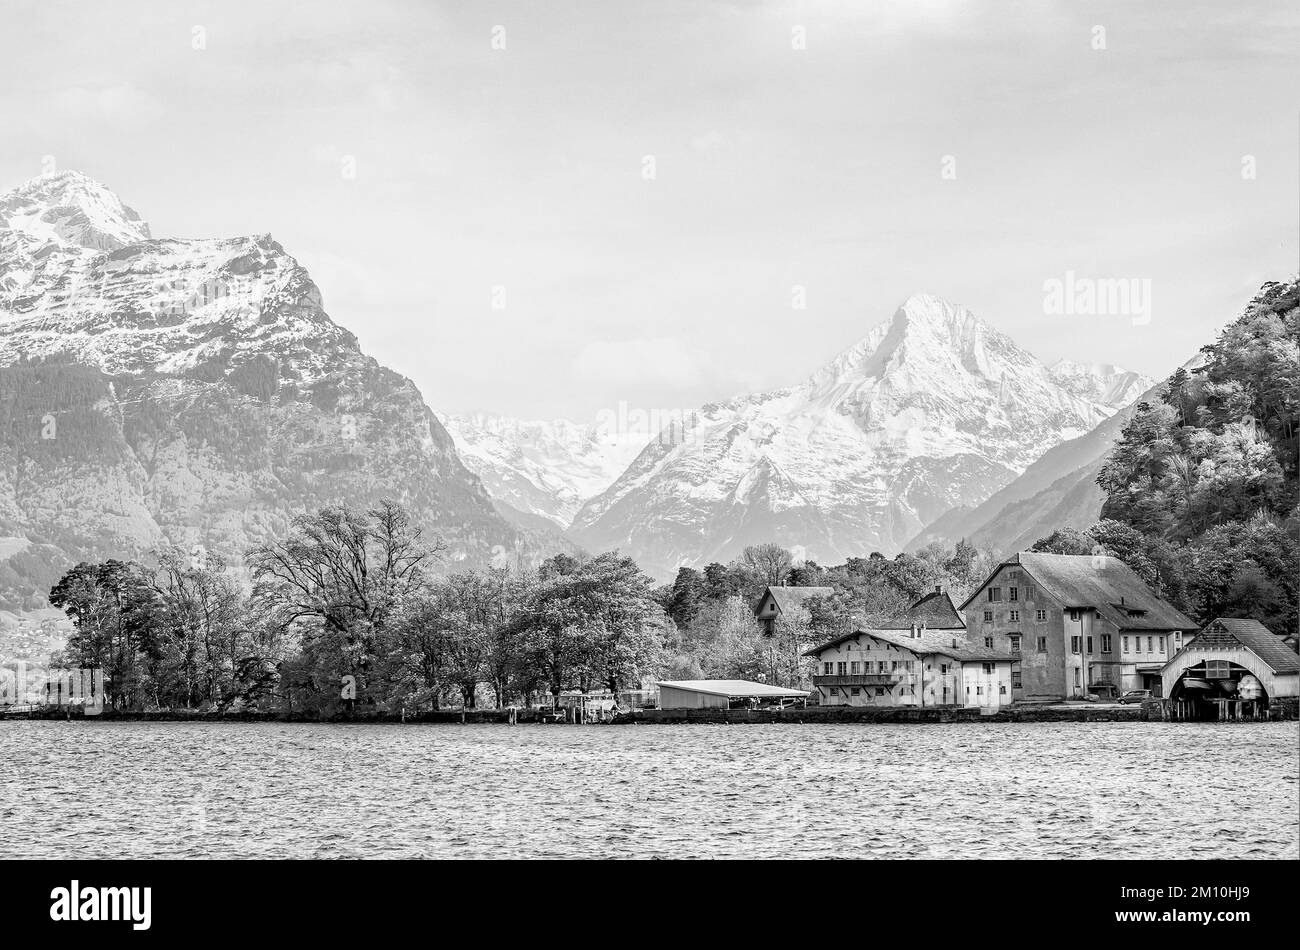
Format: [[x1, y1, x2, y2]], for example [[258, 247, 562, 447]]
[[45, 501, 1002, 712], [1091, 280, 1299, 634]]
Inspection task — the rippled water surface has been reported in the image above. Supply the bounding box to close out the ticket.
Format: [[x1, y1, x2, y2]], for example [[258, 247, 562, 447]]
[[2, 721, 1297, 859]]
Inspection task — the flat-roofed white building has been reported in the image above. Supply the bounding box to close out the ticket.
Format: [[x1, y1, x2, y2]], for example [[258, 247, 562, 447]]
[[656, 679, 809, 710]]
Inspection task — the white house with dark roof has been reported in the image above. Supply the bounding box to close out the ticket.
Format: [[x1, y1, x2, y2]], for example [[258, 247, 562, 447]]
[[753, 585, 835, 636], [803, 624, 1016, 709], [1161, 618, 1299, 716], [959, 552, 1196, 701]]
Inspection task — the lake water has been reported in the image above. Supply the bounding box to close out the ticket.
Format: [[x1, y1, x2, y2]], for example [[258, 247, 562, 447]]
[[2, 721, 1297, 859]]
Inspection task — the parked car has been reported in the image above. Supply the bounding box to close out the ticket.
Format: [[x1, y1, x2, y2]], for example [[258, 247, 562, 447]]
[[1118, 689, 1152, 704]]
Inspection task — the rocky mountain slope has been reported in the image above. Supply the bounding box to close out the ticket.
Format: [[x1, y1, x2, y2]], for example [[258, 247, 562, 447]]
[[0, 170, 541, 618], [568, 294, 1143, 578], [437, 412, 651, 528], [906, 355, 1197, 555]]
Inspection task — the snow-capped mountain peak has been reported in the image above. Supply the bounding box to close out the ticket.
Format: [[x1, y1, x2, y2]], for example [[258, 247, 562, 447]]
[[569, 293, 1145, 578], [0, 170, 151, 252], [0, 170, 540, 619]]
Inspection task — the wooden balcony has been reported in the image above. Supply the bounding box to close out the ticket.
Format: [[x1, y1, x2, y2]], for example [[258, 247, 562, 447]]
[[813, 673, 901, 687]]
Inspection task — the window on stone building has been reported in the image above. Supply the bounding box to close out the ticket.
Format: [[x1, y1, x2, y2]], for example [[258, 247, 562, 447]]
[[984, 610, 994, 623], [850, 661, 860, 674], [1009, 587, 1018, 601], [987, 587, 1002, 602], [1101, 634, 1113, 653], [1009, 635, 1021, 655], [984, 636, 994, 649], [1036, 636, 1047, 653], [1036, 609, 1047, 622], [1070, 636, 1081, 654], [823, 662, 833, 674], [1009, 610, 1020, 622]]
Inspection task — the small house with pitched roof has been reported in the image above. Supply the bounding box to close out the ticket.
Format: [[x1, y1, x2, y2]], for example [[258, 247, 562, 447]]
[[753, 585, 835, 636]]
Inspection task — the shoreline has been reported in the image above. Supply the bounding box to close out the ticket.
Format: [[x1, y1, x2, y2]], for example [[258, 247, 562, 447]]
[[6, 698, 1296, 725]]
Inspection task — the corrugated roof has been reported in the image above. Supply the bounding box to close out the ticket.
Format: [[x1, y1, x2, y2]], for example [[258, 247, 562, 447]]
[[962, 553, 1195, 632], [765, 586, 836, 614], [656, 679, 810, 698], [1182, 618, 1300, 674]]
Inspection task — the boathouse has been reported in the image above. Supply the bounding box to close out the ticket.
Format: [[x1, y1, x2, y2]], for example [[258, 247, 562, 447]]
[[1160, 618, 1300, 720], [656, 679, 809, 710]]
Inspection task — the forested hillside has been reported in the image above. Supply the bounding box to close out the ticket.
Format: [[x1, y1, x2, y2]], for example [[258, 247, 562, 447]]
[[1093, 279, 1299, 634]]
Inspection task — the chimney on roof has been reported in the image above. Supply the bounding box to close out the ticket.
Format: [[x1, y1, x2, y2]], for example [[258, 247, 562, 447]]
[[1120, 596, 1125, 605], [952, 638, 958, 648], [935, 585, 942, 594], [910, 622, 919, 639]]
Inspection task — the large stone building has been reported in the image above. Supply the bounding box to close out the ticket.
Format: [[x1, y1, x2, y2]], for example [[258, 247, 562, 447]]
[[959, 552, 1196, 701]]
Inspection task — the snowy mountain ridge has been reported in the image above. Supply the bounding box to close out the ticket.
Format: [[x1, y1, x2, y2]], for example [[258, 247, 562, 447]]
[[566, 294, 1147, 578], [0, 170, 545, 624], [436, 411, 654, 528]]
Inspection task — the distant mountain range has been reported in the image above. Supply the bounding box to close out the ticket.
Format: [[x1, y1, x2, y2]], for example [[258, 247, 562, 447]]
[[436, 412, 651, 529], [0, 171, 555, 620], [0, 170, 1164, 619]]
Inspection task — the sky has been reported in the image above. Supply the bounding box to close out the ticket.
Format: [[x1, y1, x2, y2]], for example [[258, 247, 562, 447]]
[[2, 0, 1297, 422]]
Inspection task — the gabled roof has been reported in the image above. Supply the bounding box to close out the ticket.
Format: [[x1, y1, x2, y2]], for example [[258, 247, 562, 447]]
[[656, 679, 810, 698], [1184, 618, 1300, 674], [961, 552, 1195, 632], [803, 627, 1015, 664], [763, 585, 836, 614], [879, 588, 965, 630]]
